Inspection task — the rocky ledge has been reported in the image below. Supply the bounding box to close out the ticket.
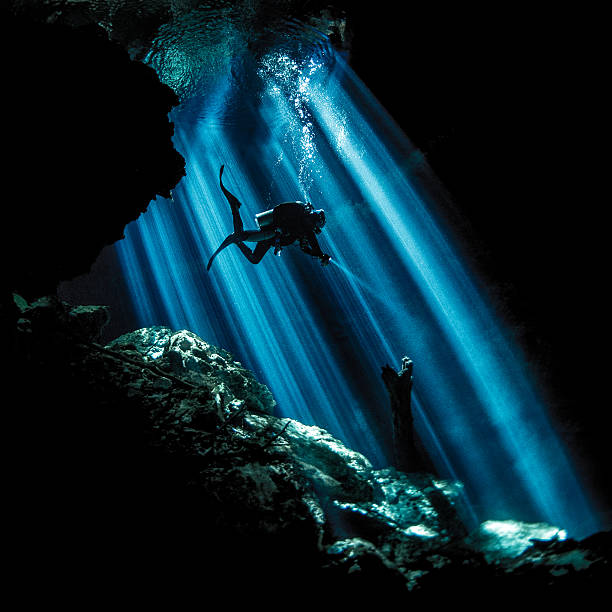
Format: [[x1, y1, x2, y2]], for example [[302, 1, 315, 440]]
[[6, 295, 610, 603]]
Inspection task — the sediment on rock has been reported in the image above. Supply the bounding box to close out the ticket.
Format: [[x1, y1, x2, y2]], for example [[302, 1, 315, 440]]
[[6, 294, 611, 601]]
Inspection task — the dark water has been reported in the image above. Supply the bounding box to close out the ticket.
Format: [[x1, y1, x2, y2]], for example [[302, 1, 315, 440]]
[[55, 1, 602, 538]]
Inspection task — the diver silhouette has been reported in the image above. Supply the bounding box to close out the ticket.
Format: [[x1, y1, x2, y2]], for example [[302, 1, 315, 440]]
[[207, 165, 331, 271]]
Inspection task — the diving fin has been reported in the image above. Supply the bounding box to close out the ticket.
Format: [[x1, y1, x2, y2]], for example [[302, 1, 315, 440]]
[[219, 165, 242, 211], [207, 233, 239, 271]]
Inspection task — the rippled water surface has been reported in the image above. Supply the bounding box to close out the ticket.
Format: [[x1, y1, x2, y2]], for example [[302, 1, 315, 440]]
[[32, 0, 341, 121]]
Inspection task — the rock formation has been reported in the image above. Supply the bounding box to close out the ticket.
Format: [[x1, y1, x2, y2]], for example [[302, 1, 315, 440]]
[[3, 5, 609, 605], [2, 8, 185, 301], [6, 294, 610, 604]]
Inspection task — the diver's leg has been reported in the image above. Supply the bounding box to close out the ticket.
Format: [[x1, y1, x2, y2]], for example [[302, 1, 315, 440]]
[[219, 165, 244, 233], [208, 227, 275, 271], [235, 239, 273, 264], [241, 229, 277, 243], [209, 235, 274, 270]]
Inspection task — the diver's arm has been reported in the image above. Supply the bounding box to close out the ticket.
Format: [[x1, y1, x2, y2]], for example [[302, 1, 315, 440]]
[[299, 232, 323, 257], [299, 232, 331, 264]]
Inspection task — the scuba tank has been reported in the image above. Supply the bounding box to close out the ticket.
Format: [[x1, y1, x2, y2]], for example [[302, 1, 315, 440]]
[[252, 208, 279, 247], [255, 209, 275, 230], [257, 201, 312, 230], [255, 208, 282, 254]]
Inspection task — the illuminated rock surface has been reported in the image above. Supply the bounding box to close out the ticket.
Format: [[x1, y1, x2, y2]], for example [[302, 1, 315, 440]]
[[6, 295, 610, 603], [3, 3, 610, 604], [464, 520, 568, 562]]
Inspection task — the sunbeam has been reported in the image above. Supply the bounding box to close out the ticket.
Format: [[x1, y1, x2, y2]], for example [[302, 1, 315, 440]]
[[115, 48, 599, 537]]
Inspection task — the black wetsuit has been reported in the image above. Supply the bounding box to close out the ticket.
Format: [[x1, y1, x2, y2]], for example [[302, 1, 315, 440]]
[[207, 166, 330, 270], [270, 202, 327, 259]]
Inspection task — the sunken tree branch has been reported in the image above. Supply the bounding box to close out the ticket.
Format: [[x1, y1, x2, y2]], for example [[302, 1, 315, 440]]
[[381, 356, 426, 473]]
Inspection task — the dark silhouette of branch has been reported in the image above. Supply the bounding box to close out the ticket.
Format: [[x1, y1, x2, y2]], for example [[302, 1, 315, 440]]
[[381, 357, 425, 472]]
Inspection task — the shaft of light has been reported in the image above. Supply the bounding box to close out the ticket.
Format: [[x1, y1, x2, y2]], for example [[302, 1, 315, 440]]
[[115, 49, 600, 537]]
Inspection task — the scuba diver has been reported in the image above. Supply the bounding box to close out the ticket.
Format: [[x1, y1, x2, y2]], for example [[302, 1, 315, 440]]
[[207, 165, 331, 271]]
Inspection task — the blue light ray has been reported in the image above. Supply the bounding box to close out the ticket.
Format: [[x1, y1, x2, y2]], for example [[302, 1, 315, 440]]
[[115, 47, 600, 537], [305, 55, 597, 534]]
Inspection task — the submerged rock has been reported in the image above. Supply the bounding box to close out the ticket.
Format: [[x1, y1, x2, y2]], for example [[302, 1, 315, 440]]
[[107, 326, 276, 414], [7, 294, 611, 602], [464, 519, 568, 563]]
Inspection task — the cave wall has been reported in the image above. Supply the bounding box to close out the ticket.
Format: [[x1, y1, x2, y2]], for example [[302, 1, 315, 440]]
[[2, 7, 185, 301]]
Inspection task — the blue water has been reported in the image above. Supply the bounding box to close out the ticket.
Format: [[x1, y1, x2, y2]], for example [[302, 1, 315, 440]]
[[116, 48, 599, 537]]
